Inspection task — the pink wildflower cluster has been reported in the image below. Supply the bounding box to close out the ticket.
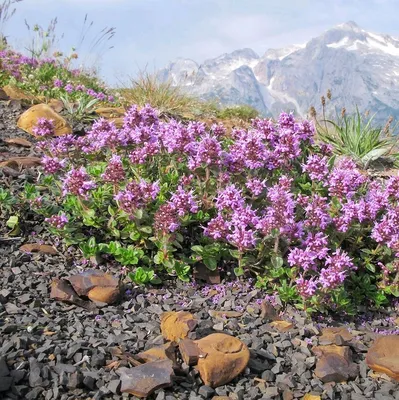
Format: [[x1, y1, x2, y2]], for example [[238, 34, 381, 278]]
[[39, 105, 399, 304]]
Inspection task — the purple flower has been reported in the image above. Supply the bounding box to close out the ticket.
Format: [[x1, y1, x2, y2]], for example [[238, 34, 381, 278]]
[[114, 180, 159, 214], [215, 185, 245, 211], [302, 154, 328, 181], [45, 213, 68, 229], [187, 135, 222, 170], [54, 78, 63, 88], [153, 203, 180, 234], [101, 154, 125, 184], [62, 167, 96, 199], [246, 178, 266, 196], [32, 118, 55, 137], [328, 158, 367, 199], [41, 155, 66, 174], [169, 185, 198, 216], [204, 214, 229, 240], [319, 248, 355, 289], [64, 83, 74, 93], [296, 275, 318, 298], [227, 225, 257, 252]]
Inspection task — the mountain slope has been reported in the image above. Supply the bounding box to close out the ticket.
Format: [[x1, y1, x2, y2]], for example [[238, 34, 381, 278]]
[[159, 21, 399, 123]]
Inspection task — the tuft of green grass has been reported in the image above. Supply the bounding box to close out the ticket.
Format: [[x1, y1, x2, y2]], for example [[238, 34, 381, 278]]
[[216, 104, 259, 121], [118, 72, 216, 120], [316, 107, 399, 168]]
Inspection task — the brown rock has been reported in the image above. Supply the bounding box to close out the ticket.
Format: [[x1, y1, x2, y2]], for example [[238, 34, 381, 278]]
[[313, 345, 358, 383], [95, 106, 125, 118], [193, 264, 221, 284], [4, 138, 32, 147], [303, 395, 321, 400], [3, 84, 36, 101], [319, 327, 354, 345], [194, 333, 250, 387], [50, 278, 94, 310], [366, 335, 399, 381], [179, 339, 207, 366], [260, 301, 279, 321], [212, 397, 231, 400], [208, 310, 243, 319], [270, 320, 294, 332], [17, 104, 72, 136], [119, 359, 174, 398], [87, 286, 120, 304], [20, 243, 57, 255], [68, 270, 120, 305], [136, 342, 177, 364], [48, 99, 64, 113], [160, 311, 197, 342], [0, 157, 41, 170], [109, 117, 124, 128]]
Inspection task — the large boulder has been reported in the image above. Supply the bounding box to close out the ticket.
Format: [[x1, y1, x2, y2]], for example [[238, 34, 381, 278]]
[[366, 335, 399, 380], [17, 104, 72, 136], [194, 333, 250, 387]]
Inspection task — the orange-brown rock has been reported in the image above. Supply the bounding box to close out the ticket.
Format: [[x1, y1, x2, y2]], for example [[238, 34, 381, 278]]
[[319, 327, 354, 345], [366, 335, 399, 381], [270, 320, 294, 332], [4, 138, 32, 147], [20, 243, 57, 255], [17, 104, 72, 136], [87, 286, 120, 304], [303, 395, 321, 400], [119, 359, 174, 398], [136, 342, 177, 364], [95, 106, 125, 118], [48, 98, 64, 113], [208, 310, 243, 319], [160, 311, 197, 342], [179, 339, 206, 366], [50, 278, 94, 310], [68, 270, 120, 305], [313, 345, 358, 383], [0, 156, 41, 170], [2, 84, 36, 101], [194, 333, 250, 388], [94, 108, 125, 127]]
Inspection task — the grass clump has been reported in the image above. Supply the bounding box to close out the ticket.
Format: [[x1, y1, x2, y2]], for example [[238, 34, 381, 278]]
[[118, 72, 211, 120], [311, 93, 399, 168]]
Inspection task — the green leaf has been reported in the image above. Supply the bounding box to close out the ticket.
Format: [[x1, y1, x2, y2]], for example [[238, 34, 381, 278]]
[[271, 255, 283, 269], [234, 266, 244, 277], [365, 263, 376, 273], [154, 252, 164, 265], [6, 215, 19, 229], [203, 257, 217, 271], [139, 226, 152, 234], [191, 245, 204, 255]]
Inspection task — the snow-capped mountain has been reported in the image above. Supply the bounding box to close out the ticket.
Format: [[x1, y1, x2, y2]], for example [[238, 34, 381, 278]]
[[158, 21, 399, 123]]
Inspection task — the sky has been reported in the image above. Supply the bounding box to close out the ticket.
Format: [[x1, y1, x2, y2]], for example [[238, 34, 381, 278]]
[[4, 0, 399, 85]]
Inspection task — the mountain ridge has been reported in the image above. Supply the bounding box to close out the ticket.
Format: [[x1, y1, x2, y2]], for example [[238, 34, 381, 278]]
[[158, 21, 399, 123]]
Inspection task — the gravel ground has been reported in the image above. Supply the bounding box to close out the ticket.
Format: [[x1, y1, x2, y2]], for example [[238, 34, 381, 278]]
[[1, 100, 399, 400]]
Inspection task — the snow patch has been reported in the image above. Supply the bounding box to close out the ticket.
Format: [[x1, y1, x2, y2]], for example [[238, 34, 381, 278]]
[[327, 37, 350, 48]]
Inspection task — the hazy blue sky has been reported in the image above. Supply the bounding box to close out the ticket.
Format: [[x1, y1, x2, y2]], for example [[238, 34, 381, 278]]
[[5, 0, 399, 85]]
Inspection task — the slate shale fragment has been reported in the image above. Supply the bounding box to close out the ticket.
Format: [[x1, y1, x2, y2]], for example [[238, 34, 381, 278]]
[[119, 359, 174, 398], [312, 345, 358, 383], [50, 270, 120, 307], [366, 335, 399, 381]]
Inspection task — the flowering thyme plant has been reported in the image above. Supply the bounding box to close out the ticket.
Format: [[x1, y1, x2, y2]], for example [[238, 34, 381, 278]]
[[33, 105, 399, 313]]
